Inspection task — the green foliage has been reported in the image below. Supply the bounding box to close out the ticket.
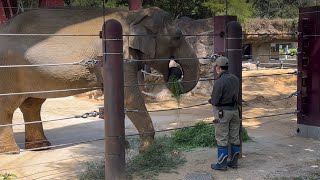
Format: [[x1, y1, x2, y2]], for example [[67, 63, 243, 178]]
[[19, 0, 39, 9], [67, 0, 128, 9], [202, 0, 255, 23], [80, 122, 251, 179], [18, 0, 319, 20], [143, 0, 209, 19], [171, 121, 216, 149], [79, 137, 186, 180], [252, 0, 317, 18], [0, 173, 17, 180], [171, 121, 251, 149], [168, 76, 183, 105], [79, 161, 104, 180], [144, 0, 254, 20], [126, 137, 186, 179], [289, 48, 297, 54]]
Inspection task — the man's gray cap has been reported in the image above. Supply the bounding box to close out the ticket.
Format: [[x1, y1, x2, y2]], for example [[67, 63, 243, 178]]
[[214, 56, 229, 66]]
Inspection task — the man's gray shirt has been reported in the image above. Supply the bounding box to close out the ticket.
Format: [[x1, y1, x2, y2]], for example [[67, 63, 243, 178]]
[[211, 71, 240, 110]]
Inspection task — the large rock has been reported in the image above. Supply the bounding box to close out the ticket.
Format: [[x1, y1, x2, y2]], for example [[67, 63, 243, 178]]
[[177, 16, 215, 65]]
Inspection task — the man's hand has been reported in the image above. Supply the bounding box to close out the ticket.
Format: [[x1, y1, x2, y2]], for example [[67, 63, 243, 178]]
[[212, 119, 220, 124]]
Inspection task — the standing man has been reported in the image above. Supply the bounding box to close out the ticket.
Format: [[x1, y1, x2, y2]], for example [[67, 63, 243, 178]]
[[208, 56, 241, 171]]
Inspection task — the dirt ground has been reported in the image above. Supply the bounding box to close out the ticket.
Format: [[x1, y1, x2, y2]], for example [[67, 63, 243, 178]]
[[1, 69, 320, 180]]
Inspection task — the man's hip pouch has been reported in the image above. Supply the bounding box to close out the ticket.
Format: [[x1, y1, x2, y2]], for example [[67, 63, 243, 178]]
[[218, 110, 224, 119]]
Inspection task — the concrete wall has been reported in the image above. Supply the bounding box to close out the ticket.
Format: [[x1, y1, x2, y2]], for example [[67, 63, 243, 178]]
[[252, 43, 271, 63]]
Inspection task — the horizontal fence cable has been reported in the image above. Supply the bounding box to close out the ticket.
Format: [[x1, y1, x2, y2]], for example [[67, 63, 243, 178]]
[[0, 131, 105, 149], [0, 33, 221, 37], [0, 138, 105, 155], [126, 92, 297, 113], [243, 71, 298, 78], [255, 114, 296, 126], [0, 111, 102, 128], [197, 71, 297, 79], [243, 52, 299, 57], [243, 32, 299, 36], [242, 111, 298, 120], [125, 102, 209, 113], [125, 110, 298, 137], [130, 71, 297, 87], [0, 111, 297, 154], [245, 91, 298, 103], [0, 151, 105, 171], [122, 33, 223, 37], [0, 33, 100, 37], [124, 56, 214, 62], [0, 87, 102, 97], [0, 59, 101, 68], [257, 62, 297, 65], [125, 78, 216, 87]]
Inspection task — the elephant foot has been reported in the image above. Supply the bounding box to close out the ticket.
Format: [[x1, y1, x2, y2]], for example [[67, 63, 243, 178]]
[[25, 140, 51, 151], [0, 144, 20, 154], [139, 135, 154, 153]]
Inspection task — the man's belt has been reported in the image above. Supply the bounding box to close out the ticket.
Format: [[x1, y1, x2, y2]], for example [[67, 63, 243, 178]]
[[217, 102, 236, 107]]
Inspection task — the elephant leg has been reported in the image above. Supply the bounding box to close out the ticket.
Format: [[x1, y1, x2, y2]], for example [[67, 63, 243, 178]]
[[19, 97, 51, 150], [125, 86, 155, 152], [0, 97, 25, 154], [0, 111, 20, 154]]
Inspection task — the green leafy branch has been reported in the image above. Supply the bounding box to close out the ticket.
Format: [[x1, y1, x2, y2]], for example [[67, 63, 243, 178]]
[[0, 173, 17, 180]]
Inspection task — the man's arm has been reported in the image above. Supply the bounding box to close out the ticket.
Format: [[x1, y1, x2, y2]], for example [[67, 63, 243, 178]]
[[211, 81, 223, 106]]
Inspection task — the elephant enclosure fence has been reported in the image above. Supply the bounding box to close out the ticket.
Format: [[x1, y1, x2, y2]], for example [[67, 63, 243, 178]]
[[4, 7, 320, 179]]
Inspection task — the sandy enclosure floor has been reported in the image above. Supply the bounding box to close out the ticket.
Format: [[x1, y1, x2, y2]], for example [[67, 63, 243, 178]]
[[1, 69, 319, 180]]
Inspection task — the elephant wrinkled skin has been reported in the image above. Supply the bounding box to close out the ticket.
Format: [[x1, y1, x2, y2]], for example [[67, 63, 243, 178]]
[[0, 7, 199, 154]]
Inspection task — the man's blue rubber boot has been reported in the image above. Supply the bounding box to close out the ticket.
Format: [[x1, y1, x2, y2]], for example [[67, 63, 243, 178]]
[[227, 144, 240, 168], [211, 146, 228, 171]]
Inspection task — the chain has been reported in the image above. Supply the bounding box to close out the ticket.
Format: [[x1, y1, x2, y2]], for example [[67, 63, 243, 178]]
[[78, 59, 101, 68], [75, 111, 102, 118], [269, 91, 299, 102], [205, 53, 223, 61]]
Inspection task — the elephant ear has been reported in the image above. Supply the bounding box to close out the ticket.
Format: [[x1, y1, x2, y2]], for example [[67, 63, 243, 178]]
[[129, 13, 161, 59]]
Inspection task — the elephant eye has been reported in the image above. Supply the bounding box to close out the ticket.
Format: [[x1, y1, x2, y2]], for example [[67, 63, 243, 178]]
[[173, 30, 182, 41], [173, 35, 181, 41]]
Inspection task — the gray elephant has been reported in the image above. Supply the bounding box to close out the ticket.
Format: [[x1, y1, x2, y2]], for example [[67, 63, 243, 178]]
[[0, 7, 200, 154]]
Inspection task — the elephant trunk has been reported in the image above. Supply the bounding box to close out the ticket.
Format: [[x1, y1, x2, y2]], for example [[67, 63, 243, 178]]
[[170, 39, 200, 93]]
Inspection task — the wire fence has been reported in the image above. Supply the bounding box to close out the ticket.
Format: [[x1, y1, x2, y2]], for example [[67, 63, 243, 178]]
[[0, 3, 315, 180], [0, 109, 298, 155]]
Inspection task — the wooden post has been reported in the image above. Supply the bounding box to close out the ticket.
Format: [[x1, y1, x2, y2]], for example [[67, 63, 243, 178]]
[[297, 6, 320, 140], [213, 16, 237, 78], [102, 19, 125, 180], [226, 21, 243, 157]]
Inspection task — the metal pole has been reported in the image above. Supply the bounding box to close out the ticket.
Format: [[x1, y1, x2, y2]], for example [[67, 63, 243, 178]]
[[102, 19, 125, 180], [226, 21, 243, 156]]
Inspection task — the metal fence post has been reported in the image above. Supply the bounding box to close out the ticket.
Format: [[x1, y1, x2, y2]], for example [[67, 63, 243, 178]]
[[226, 21, 243, 157], [102, 19, 125, 180], [297, 6, 320, 140]]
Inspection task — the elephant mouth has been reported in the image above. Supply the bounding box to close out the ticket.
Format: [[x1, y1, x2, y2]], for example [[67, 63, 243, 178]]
[[168, 59, 184, 82], [168, 67, 183, 81]]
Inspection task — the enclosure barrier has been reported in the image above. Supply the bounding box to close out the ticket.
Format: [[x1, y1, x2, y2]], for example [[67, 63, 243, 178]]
[[102, 19, 125, 179], [0, 7, 308, 180], [297, 6, 320, 140]]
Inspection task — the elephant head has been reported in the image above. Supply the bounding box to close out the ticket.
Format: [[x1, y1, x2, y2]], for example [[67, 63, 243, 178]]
[[127, 7, 200, 94]]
